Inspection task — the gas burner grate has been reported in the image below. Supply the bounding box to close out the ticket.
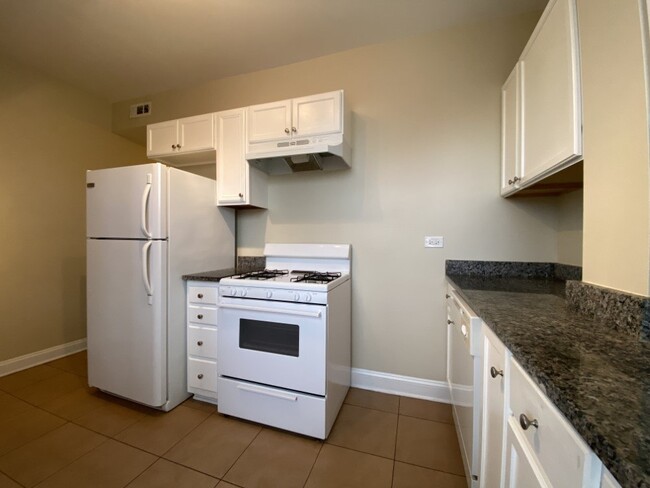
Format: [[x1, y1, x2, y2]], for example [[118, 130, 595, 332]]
[[234, 269, 289, 280], [291, 271, 342, 284]]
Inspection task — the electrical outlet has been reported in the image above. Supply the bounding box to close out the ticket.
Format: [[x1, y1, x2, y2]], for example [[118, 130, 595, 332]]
[[424, 236, 444, 248]]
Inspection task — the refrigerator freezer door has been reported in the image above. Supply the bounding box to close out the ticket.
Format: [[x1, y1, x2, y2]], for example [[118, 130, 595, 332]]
[[87, 239, 168, 407], [86, 163, 167, 239]]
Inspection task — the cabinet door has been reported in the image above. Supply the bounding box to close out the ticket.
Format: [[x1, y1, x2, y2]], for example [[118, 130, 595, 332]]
[[216, 108, 248, 205], [480, 327, 507, 488], [246, 100, 292, 143], [293, 90, 343, 138], [504, 418, 551, 488], [520, 0, 581, 183], [501, 64, 520, 196], [178, 113, 215, 153], [147, 120, 178, 157]]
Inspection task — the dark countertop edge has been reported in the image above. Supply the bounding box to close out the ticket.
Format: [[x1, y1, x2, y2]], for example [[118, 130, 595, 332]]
[[182, 268, 237, 282], [445, 274, 645, 488]]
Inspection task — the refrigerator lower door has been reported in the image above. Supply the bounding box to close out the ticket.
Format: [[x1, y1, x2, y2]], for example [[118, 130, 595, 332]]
[[87, 238, 168, 407]]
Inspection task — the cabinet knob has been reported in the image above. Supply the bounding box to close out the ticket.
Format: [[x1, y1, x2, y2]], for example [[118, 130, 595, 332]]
[[447, 319, 454, 325], [519, 413, 539, 430], [238, 193, 243, 198], [177, 144, 181, 149], [197, 314, 203, 320], [513, 176, 520, 183], [508, 179, 514, 185], [284, 128, 290, 134], [197, 341, 203, 346], [197, 293, 203, 299], [490, 366, 503, 378], [291, 127, 297, 133], [445, 293, 450, 299], [197, 374, 204, 379], [172, 144, 177, 149]]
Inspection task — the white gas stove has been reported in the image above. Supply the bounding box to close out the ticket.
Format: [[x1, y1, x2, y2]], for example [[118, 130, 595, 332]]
[[216, 243, 351, 439]]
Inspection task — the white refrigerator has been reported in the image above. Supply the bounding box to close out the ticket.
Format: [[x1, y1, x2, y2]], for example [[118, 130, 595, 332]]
[[86, 163, 235, 411]]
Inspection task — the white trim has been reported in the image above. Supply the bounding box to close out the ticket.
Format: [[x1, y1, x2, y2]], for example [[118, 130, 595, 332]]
[[0, 339, 87, 377], [351, 367, 451, 403]]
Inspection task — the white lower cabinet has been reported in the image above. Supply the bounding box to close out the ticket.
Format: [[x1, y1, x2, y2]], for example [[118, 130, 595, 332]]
[[478, 324, 608, 488], [186, 281, 220, 403]]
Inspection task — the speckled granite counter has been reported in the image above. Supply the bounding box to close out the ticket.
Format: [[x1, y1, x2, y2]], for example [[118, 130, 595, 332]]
[[446, 273, 650, 488], [182, 268, 236, 282]]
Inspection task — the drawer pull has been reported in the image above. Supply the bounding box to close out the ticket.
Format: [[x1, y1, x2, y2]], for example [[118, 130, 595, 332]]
[[447, 319, 454, 325], [197, 374, 204, 379], [197, 314, 204, 319], [519, 413, 539, 430], [197, 293, 204, 299], [490, 366, 504, 378], [445, 293, 450, 299], [197, 341, 203, 346]]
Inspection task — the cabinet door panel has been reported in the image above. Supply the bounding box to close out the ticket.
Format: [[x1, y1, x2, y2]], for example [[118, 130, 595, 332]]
[[520, 0, 581, 182], [501, 64, 520, 195], [504, 418, 551, 488], [178, 114, 215, 153], [217, 109, 248, 205], [293, 91, 342, 137], [246, 100, 291, 143], [147, 120, 178, 157]]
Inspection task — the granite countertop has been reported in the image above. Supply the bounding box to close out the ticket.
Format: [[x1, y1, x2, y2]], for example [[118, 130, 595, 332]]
[[182, 268, 237, 282], [446, 274, 650, 488]]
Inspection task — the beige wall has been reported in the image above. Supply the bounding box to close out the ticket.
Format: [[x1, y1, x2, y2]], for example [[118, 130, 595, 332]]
[[0, 57, 146, 362], [113, 12, 566, 381], [579, 0, 650, 295], [557, 189, 583, 266]]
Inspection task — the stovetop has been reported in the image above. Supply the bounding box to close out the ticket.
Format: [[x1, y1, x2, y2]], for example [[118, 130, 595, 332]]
[[232, 269, 342, 285]]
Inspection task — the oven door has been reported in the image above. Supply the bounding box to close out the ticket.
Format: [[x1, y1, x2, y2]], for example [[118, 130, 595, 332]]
[[218, 296, 327, 396]]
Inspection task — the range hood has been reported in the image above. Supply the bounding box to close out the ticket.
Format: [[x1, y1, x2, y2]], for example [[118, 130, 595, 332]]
[[245, 133, 351, 175]]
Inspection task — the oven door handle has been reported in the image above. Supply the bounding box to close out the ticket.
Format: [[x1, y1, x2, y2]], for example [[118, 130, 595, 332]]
[[219, 303, 322, 318], [236, 383, 298, 402]]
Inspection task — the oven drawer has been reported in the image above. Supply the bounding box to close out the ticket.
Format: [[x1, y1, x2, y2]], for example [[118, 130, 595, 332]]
[[188, 306, 218, 326], [187, 286, 218, 306], [217, 376, 328, 439], [509, 358, 599, 488], [188, 326, 218, 358], [188, 358, 217, 392]]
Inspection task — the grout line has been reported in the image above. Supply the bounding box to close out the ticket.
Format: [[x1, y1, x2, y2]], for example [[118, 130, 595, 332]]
[[219, 421, 264, 483], [302, 441, 324, 488], [395, 459, 468, 479]]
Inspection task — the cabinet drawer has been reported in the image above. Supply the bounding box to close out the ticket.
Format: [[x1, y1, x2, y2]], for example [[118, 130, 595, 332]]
[[188, 326, 218, 358], [187, 358, 217, 392], [188, 306, 218, 325], [509, 358, 598, 488], [187, 286, 218, 306]]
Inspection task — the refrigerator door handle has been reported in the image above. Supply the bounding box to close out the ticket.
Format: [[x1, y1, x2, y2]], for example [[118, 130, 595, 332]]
[[141, 240, 153, 304], [141, 174, 152, 238]]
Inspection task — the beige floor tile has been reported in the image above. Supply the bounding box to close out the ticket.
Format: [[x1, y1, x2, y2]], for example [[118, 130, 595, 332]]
[[326, 404, 397, 459], [115, 405, 211, 455], [74, 400, 146, 437], [0, 423, 106, 487], [216, 482, 240, 488], [0, 472, 21, 488], [0, 365, 61, 393], [392, 461, 467, 488], [126, 459, 218, 488], [224, 428, 321, 488], [399, 397, 454, 424], [0, 407, 66, 456], [395, 416, 465, 475], [12, 371, 87, 406], [304, 444, 393, 488], [0, 393, 33, 421], [344, 387, 399, 413], [182, 396, 218, 413], [46, 351, 87, 377], [164, 413, 261, 478], [34, 439, 156, 488], [39, 387, 106, 420]]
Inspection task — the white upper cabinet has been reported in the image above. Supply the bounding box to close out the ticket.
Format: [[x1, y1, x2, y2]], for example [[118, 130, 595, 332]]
[[501, 0, 582, 196], [147, 113, 216, 165], [501, 63, 521, 196], [246, 90, 343, 148], [216, 108, 267, 208]]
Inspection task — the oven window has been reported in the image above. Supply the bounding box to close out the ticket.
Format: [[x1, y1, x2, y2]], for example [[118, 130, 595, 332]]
[[239, 319, 299, 357]]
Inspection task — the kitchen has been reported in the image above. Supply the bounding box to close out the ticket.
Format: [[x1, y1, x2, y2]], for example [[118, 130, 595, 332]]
[[0, 0, 648, 487]]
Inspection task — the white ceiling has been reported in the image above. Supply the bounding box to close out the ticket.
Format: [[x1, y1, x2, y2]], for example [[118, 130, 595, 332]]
[[0, 0, 547, 103]]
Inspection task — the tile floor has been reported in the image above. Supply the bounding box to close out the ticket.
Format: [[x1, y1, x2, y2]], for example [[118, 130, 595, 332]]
[[0, 352, 467, 488]]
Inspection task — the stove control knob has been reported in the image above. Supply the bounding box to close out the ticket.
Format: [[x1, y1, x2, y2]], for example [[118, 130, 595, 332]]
[[229, 288, 236, 296], [266, 291, 273, 298], [305, 294, 312, 302], [241, 289, 247, 297], [294, 293, 300, 301]]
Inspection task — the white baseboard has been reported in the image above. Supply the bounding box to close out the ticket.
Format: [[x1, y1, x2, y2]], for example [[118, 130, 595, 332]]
[[0, 339, 87, 377], [351, 367, 451, 404]]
